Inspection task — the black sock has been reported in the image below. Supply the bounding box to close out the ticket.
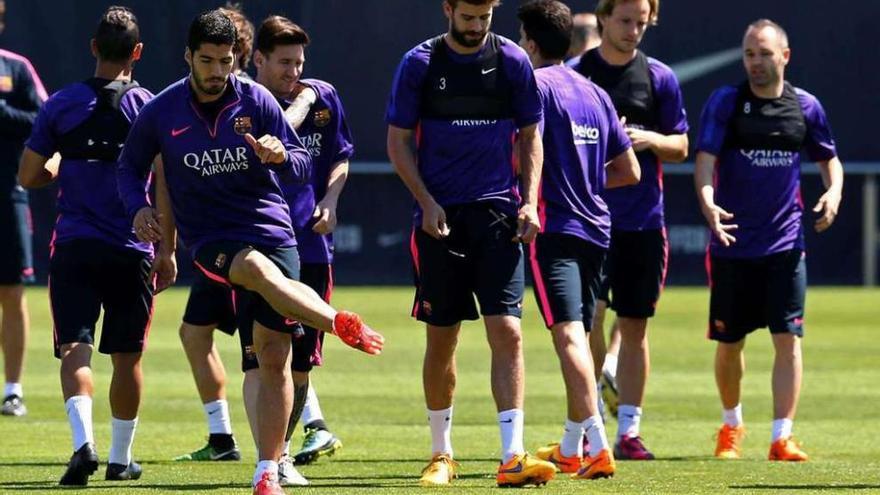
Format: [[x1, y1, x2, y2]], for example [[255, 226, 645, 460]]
[[208, 433, 236, 450], [304, 419, 328, 432]]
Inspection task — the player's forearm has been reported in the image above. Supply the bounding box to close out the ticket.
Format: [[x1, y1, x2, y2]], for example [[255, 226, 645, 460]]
[[17, 148, 58, 189], [650, 133, 689, 163], [518, 125, 543, 206], [817, 156, 844, 193], [320, 159, 350, 206], [283, 88, 317, 130], [694, 152, 718, 212], [606, 148, 640, 189], [387, 128, 435, 208]]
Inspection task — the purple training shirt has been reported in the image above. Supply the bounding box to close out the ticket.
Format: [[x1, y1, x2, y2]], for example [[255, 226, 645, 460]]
[[535, 65, 631, 249], [117, 74, 312, 255]]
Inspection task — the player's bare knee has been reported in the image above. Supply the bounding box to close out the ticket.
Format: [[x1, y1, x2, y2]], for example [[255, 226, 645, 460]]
[[256, 341, 290, 374], [0, 284, 24, 306]]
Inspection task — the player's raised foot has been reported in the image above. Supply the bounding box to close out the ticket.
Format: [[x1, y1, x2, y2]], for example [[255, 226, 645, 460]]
[[614, 435, 655, 460], [293, 428, 342, 465], [535, 443, 580, 473], [59, 443, 99, 486], [253, 471, 286, 495], [496, 453, 556, 488], [173, 437, 241, 461], [572, 449, 615, 480], [333, 311, 385, 355], [768, 436, 808, 462], [105, 461, 142, 481], [278, 454, 309, 486], [1, 394, 26, 417], [600, 371, 619, 418], [715, 424, 746, 460], [419, 453, 459, 486]]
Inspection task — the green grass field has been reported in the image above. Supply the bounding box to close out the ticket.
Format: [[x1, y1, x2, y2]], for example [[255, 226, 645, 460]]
[[1, 287, 878, 494]]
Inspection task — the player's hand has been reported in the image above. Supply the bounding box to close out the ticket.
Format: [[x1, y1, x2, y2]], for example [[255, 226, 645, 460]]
[[334, 311, 385, 355], [312, 198, 338, 235], [149, 253, 177, 294], [702, 203, 738, 246], [813, 188, 841, 233], [625, 127, 656, 152], [421, 199, 450, 239], [515, 203, 540, 243], [245, 133, 287, 164], [134, 207, 162, 243]]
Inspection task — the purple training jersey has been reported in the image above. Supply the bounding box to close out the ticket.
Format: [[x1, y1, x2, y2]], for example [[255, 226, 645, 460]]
[[535, 65, 631, 249], [117, 74, 311, 255], [280, 79, 354, 264], [697, 83, 837, 258], [567, 52, 688, 231], [385, 34, 542, 223], [26, 80, 154, 254]]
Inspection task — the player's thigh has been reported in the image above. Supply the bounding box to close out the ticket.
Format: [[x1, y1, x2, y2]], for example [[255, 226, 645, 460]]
[[470, 206, 524, 319], [99, 248, 154, 355], [608, 229, 666, 318], [766, 249, 806, 338], [248, 245, 302, 334], [708, 256, 763, 343], [410, 228, 478, 326], [48, 241, 103, 357], [529, 233, 584, 329]]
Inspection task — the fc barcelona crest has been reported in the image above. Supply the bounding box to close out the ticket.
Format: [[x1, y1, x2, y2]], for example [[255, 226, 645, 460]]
[[233, 116, 252, 135], [313, 108, 332, 127]]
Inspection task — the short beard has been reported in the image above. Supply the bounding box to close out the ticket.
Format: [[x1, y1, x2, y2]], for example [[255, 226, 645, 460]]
[[193, 72, 226, 95], [449, 25, 487, 48]]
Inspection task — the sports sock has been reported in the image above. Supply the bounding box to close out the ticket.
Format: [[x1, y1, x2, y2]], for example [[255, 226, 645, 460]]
[[204, 399, 233, 435], [617, 404, 642, 439], [301, 385, 324, 428], [498, 409, 524, 464], [583, 415, 610, 457], [428, 407, 453, 457], [559, 419, 583, 458], [109, 417, 138, 466], [723, 404, 743, 427], [65, 395, 94, 451], [771, 418, 793, 442], [253, 460, 278, 487], [602, 354, 618, 379], [4, 382, 22, 398], [282, 440, 291, 456]]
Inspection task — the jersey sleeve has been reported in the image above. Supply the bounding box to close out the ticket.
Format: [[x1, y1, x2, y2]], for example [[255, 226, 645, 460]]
[[797, 90, 838, 162], [117, 102, 159, 219], [650, 60, 689, 135], [24, 97, 57, 158], [385, 48, 429, 129], [696, 86, 738, 156], [328, 89, 355, 164], [119, 87, 156, 124], [506, 46, 543, 129], [0, 58, 46, 139]]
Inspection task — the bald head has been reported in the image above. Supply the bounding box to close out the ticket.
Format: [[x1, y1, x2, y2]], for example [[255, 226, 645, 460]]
[[744, 19, 788, 49]]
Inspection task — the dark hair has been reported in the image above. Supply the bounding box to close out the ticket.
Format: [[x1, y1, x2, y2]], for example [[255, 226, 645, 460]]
[[255, 15, 310, 55], [517, 0, 572, 60], [94, 6, 140, 63], [219, 3, 254, 69], [187, 9, 237, 53], [445, 0, 501, 8]]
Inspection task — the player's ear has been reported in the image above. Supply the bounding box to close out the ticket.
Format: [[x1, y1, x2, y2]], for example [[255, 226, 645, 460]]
[[184, 47, 192, 68], [130, 42, 143, 63], [253, 49, 265, 69], [89, 38, 99, 59], [443, 0, 453, 21], [781, 47, 791, 65]]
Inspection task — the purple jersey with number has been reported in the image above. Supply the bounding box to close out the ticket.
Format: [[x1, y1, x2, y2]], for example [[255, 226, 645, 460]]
[[535, 65, 631, 248], [280, 79, 354, 264], [385, 34, 542, 224], [117, 74, 311, 255], [26, 80, 153, 254], [697, 83, 837, 258], [567, 52, 688, 231]]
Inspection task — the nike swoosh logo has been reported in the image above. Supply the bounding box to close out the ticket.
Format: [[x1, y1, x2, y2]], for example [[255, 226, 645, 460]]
[[208, 409, 218, 415], [669, 47, 741, 84], [285, 318, 299, 326], [210, 448, 237, 460], [500, 462, 523, 474], [171, 125, 192, 137], [500, 419, 513, 423], [481, 68, 497, 75]]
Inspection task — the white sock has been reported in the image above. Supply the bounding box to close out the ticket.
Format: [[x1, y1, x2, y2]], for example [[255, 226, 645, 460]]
[[109, 417, 138, 466], [65, 395, 94, 451], [617, 404, 642, 439], [559, 419, 583, 458], [282, 440, 291, 456], [428, 407, 453, 457], [771, 418, 793, 442], [204, 399, 233, 435], [723, 404, 743, 427], [498, 409, 524, 463], [583, 415, 609, 457], [253, 460, 278, 487], [301, 384, 324, 427], [5, 382, 23, 398], [602, 354, 618, 379]]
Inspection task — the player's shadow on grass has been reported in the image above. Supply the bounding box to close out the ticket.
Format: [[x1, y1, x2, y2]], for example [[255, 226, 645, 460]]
[[731, 484, 880, 491], [0, 461, 67, 467]]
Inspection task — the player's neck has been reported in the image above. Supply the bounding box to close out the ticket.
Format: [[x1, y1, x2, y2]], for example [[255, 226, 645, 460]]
[[443, 33, 486, 56], [598, 41, 637, 66], [94, 62, 133, 82], [749, 79, 785, 99]]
